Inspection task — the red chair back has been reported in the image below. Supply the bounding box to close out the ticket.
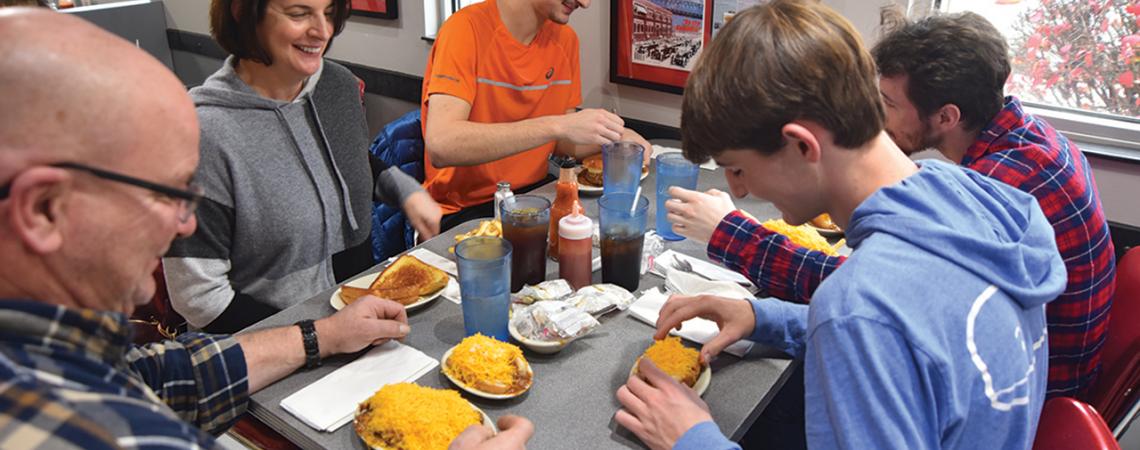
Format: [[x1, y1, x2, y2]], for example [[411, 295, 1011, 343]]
[[1089, 247, 1140, 432], [1033, 397, 1120, 450], [129, 262, 186, 344]]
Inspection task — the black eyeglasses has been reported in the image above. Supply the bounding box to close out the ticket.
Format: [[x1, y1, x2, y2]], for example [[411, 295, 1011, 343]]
[[0, 162, 203, 223]]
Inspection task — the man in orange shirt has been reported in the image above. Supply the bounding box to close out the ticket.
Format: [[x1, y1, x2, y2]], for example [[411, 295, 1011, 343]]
[[422, 0, 651, 229]]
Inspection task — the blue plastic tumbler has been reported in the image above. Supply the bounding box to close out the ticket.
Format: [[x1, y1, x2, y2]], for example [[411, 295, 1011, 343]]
[[602, 141, 645, 196], [655, 153, 700, 241], [455, 236, 512, 341]]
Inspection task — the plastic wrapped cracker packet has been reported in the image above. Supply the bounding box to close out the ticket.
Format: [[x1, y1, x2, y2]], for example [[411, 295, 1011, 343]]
[[512, 301, 599, 341], [512, 279, 574, 305], [565, 283, 636, 315]]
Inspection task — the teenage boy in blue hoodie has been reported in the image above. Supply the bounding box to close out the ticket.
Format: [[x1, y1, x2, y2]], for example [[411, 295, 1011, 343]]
[[614, 1, 1067, 449]]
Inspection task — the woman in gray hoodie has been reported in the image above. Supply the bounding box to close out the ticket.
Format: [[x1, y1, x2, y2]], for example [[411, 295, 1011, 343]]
[[162, 0, 441, 333]]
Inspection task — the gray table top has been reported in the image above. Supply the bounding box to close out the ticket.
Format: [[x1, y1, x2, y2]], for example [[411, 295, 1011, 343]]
[[244, 148, 796, 450]]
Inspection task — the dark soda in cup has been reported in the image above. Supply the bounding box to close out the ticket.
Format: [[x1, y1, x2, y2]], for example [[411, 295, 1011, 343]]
[[601, 230, 644, 291], [599, 193, 649, 292], [500, 195, 551, 292]]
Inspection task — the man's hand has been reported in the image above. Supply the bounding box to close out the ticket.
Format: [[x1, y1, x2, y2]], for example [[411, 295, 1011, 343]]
[[615, 358, 713, 450], [449, 415, 534, 450], [656, 294, 755, 363], [402, 191, 442, 241], [664, 188, 736, 244], [620, 128, 654, 167], [315, 296, 409, 356], [560, 109, 624, 146]]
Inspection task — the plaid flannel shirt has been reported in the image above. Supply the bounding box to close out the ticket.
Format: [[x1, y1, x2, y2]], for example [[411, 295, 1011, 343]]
[[707, 97, 1115, 399], [0, 300, 249, 449]]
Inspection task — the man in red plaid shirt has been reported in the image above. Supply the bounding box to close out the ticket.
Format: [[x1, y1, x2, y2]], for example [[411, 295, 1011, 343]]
[[667, 11, 1114, 402]]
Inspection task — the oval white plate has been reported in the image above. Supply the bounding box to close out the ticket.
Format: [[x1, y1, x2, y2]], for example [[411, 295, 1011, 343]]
[[355, 399, 495, 450], [576, 166, 649, 195], [329, 272, 445, 312], [630, 357, 712, 397], [441, 346, 533, 400], [507, 319, 569, 354]]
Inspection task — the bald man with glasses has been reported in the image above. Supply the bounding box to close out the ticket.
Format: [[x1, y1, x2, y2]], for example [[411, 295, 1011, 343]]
[[0, 9, 536, 450]]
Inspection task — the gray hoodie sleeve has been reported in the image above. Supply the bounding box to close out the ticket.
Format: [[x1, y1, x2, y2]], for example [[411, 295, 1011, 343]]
[[374, 165, 425, 207]]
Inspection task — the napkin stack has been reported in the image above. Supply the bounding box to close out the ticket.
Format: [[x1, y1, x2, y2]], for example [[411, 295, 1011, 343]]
[[279, 341, 438, 432], [630, 258, 757, 357], [650, 250, 752, 286]]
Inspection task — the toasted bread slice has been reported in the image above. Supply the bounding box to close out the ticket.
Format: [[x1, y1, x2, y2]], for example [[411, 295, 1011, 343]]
[[339, 283, 422, 307], [371, 255, 448, 297], [369, 284, 422, 305], [338, 285, 372, 305]]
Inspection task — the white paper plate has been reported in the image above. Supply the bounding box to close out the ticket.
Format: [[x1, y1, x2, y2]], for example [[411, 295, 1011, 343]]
[[441, 346, 533, 399], [330, 272, 445, 312]]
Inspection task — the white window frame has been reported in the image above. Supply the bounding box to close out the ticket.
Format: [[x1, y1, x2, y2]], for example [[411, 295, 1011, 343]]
[[928, 0, 1140, 156], [424, 0, 483, 40]]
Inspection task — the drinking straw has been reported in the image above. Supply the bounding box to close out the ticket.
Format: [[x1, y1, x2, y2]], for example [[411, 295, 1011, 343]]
[[630, 186, 642, 216]]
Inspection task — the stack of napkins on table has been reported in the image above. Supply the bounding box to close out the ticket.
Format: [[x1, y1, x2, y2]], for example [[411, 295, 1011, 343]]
[[279, 341, 438, 432], [629, 268, 756, 357], [650, 250, 752, 287]]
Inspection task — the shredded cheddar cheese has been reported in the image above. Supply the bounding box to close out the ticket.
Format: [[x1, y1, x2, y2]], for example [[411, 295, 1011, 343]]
[[444, 334, 526, 389], [760, 219, 843, 256], [643, 337, 701, 386], [355, 383, 481, 450]]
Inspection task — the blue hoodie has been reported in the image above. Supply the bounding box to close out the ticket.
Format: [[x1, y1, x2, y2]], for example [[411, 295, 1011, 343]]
[[675, 160, 1066, 450]]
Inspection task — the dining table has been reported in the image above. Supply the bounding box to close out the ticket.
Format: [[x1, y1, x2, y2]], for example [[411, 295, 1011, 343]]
[[241, 141, 801, 449]]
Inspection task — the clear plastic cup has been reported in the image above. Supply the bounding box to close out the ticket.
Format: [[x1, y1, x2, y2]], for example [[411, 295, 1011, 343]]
[[602, 141, 645, 196], [455, 236, 512, 341], [500, 195, 551, 292], [599, 193, 649, 291], [655, 153, 700, 241]]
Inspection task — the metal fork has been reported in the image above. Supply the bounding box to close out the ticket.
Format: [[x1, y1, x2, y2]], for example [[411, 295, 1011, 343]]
[[670, 258, 752, 288]]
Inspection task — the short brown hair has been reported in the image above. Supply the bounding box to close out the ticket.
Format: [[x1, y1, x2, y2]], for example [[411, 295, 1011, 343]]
[[681, 0, 883, 161], [872, 12, 1009, 130], [209, 0, 352, 66]]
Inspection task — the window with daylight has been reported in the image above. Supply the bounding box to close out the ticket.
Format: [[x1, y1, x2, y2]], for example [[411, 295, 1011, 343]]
[[938, 0, 1140, 150], [424, 0, 483, 38]]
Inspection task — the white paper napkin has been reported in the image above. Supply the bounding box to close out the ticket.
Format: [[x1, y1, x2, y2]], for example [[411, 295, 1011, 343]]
[[628, 288, 754, 357], [665, 269, 753, 300], [408, 248, 458, 277], [279, 341, 438, 432], [441, 277, 461, 304], [650, 250, 752, 286], [651, 145, 718, 171]]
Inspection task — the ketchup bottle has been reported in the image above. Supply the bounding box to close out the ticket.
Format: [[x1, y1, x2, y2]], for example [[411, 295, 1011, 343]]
[[558, 202, 593, 290], [548, 158, 579, 260]]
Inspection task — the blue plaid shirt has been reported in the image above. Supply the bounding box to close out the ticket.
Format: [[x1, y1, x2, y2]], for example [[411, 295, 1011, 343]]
[[0, 300, 249, 449]]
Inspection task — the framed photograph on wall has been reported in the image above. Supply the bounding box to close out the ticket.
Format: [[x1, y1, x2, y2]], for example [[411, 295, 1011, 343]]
[[352, 0, 398, 19], [610, 0, 712, 94], [610, 0, 768, 93]]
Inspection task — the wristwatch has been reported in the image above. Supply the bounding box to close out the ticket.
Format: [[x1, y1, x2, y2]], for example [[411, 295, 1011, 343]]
[[295, 319, 321, 369]]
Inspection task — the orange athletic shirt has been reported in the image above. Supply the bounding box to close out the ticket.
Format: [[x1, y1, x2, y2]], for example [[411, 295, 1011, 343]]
[[421, 0, 582, 214]]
